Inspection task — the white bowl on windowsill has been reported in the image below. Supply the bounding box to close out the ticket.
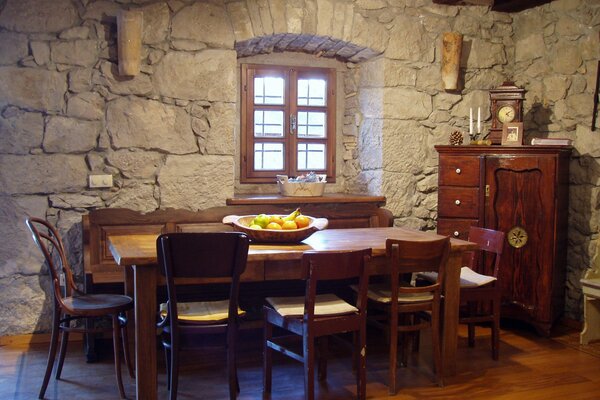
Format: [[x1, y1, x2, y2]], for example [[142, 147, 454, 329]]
[[276, 175, 327, 197]]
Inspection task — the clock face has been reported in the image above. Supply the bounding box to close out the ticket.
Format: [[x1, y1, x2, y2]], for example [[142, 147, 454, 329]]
[[497, 105, 516, 124]]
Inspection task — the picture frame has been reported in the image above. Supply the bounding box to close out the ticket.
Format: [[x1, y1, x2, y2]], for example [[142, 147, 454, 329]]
[[501, 122, 524, 146]]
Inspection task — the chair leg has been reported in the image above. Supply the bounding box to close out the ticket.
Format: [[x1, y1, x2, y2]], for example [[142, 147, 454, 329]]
[[112, 315, 126, 399], [55, 330, 69, 379], [39, 308, 60, 399], [263, 318, 273, 393], [164, 346, 171, 391], [467, 302, 477, 347], [317, 336, 328, 381], [388, 312, 399, 395], [357, 326, 367, 400], [492, 296, 501, 360], [227, 325, 238, 400], [169, 341, 179, 400], [431, 304, 443, 387], [303, 333, 315, 400], [120, 313, 135, 379]]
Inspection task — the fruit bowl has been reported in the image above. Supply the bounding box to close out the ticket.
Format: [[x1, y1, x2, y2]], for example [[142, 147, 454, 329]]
[[222, 215, 328, 243]]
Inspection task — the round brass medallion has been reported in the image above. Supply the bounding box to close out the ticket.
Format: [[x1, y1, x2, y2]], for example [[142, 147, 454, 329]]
[[507, 226, 528, 248]]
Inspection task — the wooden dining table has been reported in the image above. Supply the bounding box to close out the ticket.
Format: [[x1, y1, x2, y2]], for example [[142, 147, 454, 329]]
[[108, 226, 477, 400]]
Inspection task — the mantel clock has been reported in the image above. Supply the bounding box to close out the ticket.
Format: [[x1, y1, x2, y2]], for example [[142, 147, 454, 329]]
[[489, 82, 526, 145]]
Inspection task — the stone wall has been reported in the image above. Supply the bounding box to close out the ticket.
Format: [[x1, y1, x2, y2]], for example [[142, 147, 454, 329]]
[[510, 1, 600, 320], [0, 0, 598, 336]]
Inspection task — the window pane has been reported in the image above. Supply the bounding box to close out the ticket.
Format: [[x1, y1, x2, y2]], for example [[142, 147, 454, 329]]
[[254, 77, 284, 105], [297, 78, 326, 106], [297, 143, 325, 170], [254, 110, 284, 137], [255, 142, 284, 170], [297, 112, 326, 138]]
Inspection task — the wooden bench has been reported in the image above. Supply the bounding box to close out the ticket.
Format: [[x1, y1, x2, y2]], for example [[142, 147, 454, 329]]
[[82, 195, 393, 292]]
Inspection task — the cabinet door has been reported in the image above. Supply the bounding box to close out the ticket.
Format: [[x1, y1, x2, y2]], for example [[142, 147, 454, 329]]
[[484, 156, 557, 326]]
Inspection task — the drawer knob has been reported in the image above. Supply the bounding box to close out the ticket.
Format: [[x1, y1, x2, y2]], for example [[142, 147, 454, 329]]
[[455, 168, 461, 174], [455, 199, 461, 205], [453, 231, 460, 237]]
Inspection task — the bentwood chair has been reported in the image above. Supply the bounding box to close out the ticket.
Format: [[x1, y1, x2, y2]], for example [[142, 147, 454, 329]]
[[25, 217, 133, 399], [263, 249, 372, 400], [419, 226, 505, 359], [156, 232, 249, 400], [363, 237, 450, 394]]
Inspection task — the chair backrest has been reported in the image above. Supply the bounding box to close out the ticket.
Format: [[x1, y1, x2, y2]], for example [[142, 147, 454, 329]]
[[25, 217, 78, 307], [386, 236, 451, 279], [156, 232, 250, 324], [301, 249, 372, 320], [465, 226, 505, 278]]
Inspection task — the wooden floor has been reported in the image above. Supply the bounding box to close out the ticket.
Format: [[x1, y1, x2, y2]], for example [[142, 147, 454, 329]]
[[2, 322, 600, 400]]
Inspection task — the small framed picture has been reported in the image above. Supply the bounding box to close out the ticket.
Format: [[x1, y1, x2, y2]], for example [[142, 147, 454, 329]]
[[501, 122, 524, 146]]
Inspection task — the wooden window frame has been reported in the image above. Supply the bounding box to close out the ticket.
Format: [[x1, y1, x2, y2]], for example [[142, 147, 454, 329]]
[[240, 64, 336, 184]]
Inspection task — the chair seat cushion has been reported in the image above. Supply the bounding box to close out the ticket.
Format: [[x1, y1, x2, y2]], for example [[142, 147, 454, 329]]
[[159, 300, 245, 324], [418, 267, 497, 288], [266, 293, 358, 317], [459, 267, 496, 287], [364, 283, 434, 304], [65, 294, 132, 312]]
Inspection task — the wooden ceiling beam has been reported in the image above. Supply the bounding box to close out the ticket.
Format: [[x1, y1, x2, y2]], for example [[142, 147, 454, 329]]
[[432, 0, 553, 12]]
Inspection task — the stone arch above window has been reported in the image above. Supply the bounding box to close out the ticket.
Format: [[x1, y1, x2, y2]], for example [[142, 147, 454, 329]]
[[235, 34, 382, 63]]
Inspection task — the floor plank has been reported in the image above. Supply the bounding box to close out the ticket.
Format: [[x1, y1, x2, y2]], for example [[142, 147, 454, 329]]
[[1, 323, 600, 399]]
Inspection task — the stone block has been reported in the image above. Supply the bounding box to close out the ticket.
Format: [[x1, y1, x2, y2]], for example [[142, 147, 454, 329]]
[[44, 116, 101, 154], [67, 92, 104, 121], [227, 2, 254, 42], [0, 110, 43, 154], [172, 2, 234, 49], [550, 40, 583, 74], [351, 13, 388, 53], [0, 154, 88, 194], [59, 27, 90, 40], [99, 61, 153, 96], [386, 16, 433, 62], [0, 0, 78, 33], [153, 50, 237, 102], [141, 3, 170, 45], [68, 68, 93, 93], [30, 41, 51, 66], [107, 150, 164, 179], [515, 33, 545, 62], [0, 67, 66, 112], [51, 40, 98, 67], [106, 96, 197, 155], [105, 182, 158, 212], [0, 32, 28, 65], [158, 154, 234, 210]]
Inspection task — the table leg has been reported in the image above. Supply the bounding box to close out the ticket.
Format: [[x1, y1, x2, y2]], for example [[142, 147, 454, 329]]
[[133, 264, 158, 400], [442, 251, 461, 377]]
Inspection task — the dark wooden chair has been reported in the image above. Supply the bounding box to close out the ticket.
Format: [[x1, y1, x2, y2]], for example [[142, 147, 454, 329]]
[[156, 232, 250, 400], [364, 237, 450, 395], [25, 217, 133, 399], [418, 227, 505, 359], [458, 226, 505, 360], [263, 248, 372, 400]]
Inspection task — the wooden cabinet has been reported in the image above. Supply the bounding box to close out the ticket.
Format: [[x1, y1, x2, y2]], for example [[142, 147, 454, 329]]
[[435, 145, 572, 335]]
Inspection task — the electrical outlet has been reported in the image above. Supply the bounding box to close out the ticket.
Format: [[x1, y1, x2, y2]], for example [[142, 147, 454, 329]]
[[88, 174, 113, 188]]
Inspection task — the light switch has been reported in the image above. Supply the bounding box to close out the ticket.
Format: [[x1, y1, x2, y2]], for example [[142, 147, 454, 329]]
[[88, 174, 113, 188]]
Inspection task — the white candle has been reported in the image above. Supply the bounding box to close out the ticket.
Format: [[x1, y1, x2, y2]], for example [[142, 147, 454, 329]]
[[469, 107, 473, 137], [477, 107, 481, 134]]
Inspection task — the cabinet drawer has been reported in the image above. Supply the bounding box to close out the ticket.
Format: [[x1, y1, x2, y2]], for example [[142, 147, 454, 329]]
[[437, 218, 478, 240], [439, 155, 480, 186], [438, 187, 479, 218]]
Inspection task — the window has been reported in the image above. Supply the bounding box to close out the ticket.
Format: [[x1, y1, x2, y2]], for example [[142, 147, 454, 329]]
[[240, 64, 336, 183]]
